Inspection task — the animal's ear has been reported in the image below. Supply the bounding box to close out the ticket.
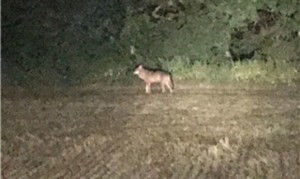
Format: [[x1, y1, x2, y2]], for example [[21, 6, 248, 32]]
[[138, 64, 143, 69]]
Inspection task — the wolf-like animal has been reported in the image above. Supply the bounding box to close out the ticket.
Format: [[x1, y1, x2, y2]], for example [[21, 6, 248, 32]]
[[134, 65, 174, 94]]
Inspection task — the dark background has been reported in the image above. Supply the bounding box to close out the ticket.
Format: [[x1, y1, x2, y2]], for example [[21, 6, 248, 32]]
[[2, 0, 300, 87]]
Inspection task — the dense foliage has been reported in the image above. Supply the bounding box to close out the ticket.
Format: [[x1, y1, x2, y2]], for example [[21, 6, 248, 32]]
[[2, 0, 300, 86]]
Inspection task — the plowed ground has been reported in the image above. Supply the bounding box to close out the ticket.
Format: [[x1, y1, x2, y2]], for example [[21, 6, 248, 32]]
[[2, 82, 300, 179]]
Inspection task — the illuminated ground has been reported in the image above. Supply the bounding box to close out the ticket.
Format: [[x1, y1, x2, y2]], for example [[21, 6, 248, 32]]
[[2, 82, 300, 178]]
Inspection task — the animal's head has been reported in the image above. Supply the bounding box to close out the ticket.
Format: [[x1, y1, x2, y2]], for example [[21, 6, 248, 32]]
[[133, 64, 143, 75]]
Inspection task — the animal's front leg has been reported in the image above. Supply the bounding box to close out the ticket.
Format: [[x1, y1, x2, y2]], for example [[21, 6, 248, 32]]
[[145, 83, 151, 94], [161, 83, 166, 93]]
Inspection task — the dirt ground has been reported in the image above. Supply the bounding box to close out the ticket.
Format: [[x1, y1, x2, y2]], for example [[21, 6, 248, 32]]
[[2, 82, 300, 179]]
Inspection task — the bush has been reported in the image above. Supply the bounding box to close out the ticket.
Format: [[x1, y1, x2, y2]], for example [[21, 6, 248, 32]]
[[162, 56, 299, 85]]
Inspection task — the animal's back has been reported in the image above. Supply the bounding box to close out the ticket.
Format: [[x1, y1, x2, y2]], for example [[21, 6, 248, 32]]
[[139, 69, 168, 83]]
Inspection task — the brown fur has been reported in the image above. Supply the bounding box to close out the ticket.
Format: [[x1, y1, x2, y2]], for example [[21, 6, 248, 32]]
[[134, 65, 174, 94]]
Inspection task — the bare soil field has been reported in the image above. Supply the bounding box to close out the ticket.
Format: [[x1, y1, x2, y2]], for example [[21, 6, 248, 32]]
[[2, 82, 300, 179]]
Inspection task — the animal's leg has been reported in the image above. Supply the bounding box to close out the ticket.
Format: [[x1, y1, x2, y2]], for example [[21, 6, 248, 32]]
[[145, 83, 151, 94]]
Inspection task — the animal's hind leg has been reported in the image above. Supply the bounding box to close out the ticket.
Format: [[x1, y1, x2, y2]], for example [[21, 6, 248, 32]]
[[167, 81, 173, 93]]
